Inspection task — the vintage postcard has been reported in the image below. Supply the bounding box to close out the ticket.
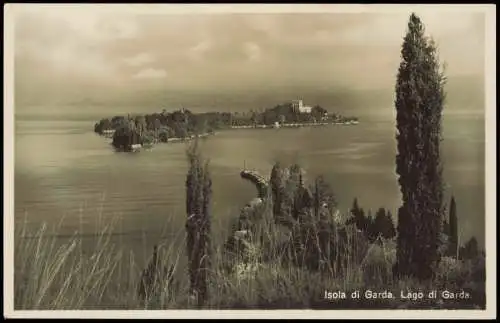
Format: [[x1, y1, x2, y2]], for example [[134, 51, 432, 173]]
[[3, 3, 496, 319]]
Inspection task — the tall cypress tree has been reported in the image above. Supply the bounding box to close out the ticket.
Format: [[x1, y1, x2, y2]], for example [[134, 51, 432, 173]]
[[448, 196, 458, 258], [385, 210, 396, 240], [352, 198, 360, 215], [394, 13, 446, 280], [313, 178, 322, 219], [442, 218, 450, 236], [373, 208, 387, 241], [185, 139, 212, 306], [348, 198, 370, 236], [270, 162, 284, 222]]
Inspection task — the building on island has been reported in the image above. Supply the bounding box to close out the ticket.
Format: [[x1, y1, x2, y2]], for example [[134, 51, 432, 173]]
[[102, 129, 116, 138], [130, 144, 142, 152], [291, 99, 312, 114]]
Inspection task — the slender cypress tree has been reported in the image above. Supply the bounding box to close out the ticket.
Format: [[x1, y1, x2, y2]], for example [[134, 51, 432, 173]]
[[394, 13, 447, 280], [373, 208, 387, 241], [198, 159, 212, 304], [385, 210, 396, 240], [270, 162, 282, 220], [459, 236, 478, 260], [442, 218, 450, 236], [448, 196, 458, 258], [348, 198, 370, 237], [352, 198, 360, 214], [185, 139, 212, 306], [313, 178, 322, 219]]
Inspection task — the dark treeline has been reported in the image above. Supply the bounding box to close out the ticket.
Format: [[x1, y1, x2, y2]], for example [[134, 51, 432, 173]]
[[265, 163, 367, 275], [346, 195, 481, 261], [223, 161, 370, 277], [231, 103, 358, 127], [347, 198, 396, 243], [94, 108, 222, 151]]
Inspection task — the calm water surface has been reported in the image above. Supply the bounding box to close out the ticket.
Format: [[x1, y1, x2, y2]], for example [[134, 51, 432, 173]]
[[14, 112, 486, 264]]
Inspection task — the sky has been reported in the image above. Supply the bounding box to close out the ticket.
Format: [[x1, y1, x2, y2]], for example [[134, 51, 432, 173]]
[[11, 5, 488, 117]]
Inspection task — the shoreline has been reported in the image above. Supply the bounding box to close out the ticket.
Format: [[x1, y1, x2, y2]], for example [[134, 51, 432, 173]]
[[132, 132, 214, 150], [102, 121, 359, 151], [166, 132, 214, 143], [229, 121, 359, 129]]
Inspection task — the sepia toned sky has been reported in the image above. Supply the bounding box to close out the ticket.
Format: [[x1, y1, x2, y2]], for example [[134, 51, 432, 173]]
[[12, 5, 487, 116]]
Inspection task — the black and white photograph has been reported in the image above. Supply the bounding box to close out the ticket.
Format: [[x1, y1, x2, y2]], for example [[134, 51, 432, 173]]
[[4, 3, 496, 319]]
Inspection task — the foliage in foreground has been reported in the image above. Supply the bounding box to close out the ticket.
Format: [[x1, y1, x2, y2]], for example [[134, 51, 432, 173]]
[[13, 142, 485, 310], [14, 208, 486, 310]]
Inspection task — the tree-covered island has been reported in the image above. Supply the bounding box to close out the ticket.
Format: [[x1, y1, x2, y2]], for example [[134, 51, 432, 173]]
[[93, 100, 359, 152]]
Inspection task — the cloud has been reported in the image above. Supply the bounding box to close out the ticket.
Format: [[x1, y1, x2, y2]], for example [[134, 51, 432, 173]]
[[16, 32, 117, 81], [187, 40, 212, 61], [14, 7, 129, 82], [15, 6, 138, 45], [123, 53, 155, 66], [243, 42, 262, 61], [97, 16, 139, 40], [133, 68, 168, 79], [332, 11, 481, 47], [11, 6, 486, 111]]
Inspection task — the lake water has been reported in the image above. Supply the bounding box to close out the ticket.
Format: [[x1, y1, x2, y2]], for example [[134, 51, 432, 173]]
[[13, 111, 486, 268]]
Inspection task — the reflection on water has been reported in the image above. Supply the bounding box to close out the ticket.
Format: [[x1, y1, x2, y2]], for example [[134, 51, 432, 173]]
[[14, 114, 486, 262]]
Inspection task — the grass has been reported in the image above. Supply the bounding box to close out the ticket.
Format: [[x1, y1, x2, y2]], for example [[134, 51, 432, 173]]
[[14, 194, 486, 310]]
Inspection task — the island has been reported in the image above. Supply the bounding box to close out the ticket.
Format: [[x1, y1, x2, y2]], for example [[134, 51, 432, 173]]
[[93, 99, 359, 152]]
